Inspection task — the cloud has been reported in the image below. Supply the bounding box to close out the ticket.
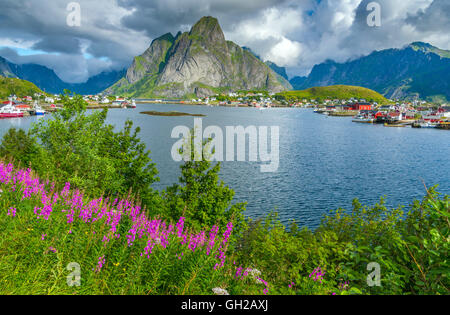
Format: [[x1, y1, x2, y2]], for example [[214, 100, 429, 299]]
[[0, 0, 148, 82], [405, 0, 450, 37], [0, 0, 449, 81]]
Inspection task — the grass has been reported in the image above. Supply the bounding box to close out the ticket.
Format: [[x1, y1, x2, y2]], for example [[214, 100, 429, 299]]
[[277, 85, 389, 104], [0, 77, 44, 99]]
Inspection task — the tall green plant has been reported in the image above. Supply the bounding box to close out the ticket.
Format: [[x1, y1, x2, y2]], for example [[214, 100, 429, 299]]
[[0, 91, 159, 204]]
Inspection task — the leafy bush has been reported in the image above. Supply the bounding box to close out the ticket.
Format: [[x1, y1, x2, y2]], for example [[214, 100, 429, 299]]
[[0, 92, 159, 205], [234, 192, 449, 295]]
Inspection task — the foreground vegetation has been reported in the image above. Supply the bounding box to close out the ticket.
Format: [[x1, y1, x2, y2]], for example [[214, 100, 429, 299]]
[[0, 94, 448, 295]]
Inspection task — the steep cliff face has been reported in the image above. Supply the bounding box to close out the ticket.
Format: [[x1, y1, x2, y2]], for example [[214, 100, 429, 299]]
[[290, 42, 450, 101], [0, 56, 16, 78], [107, 17, 291, 98]]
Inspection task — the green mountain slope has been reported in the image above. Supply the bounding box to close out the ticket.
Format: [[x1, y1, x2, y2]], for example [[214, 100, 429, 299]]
[[277, 85, 389, 104], [0, 77, 44, 99], [106, 17, 292, 99]]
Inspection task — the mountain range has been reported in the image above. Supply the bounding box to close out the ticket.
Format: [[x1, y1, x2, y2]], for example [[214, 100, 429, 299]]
[[1, 15, 450, 102], [106, 17, 292, 98], [290, 42, 450, 102], [0, 55, 125, 95]]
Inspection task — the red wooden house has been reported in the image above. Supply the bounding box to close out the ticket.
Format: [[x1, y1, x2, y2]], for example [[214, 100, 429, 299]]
[[350, 102, 373, 111]]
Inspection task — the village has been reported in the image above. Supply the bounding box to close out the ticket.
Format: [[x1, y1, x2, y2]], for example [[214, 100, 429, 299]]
[[0, 93, 138, 118], [188, 92, 450, 130], [312, 99, 450, 130], [1, 91, 449, 130]]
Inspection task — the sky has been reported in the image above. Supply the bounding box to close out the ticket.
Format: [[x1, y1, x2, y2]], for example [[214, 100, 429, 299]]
[[0, 0, 449, 83]]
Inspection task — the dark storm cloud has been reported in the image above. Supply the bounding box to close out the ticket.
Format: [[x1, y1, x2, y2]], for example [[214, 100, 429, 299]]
[[32, 36, 82, 54], [406, 0, 450, 32], [116, 0, 291, 37]]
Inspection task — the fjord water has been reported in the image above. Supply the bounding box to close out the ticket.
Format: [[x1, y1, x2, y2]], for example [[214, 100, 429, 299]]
[[1, 103, 449, 228]]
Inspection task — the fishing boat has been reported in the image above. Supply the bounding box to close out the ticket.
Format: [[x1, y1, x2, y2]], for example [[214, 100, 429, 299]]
[[33, 101, 46, 116], [412, 121, 437, 128], [352, 114, 374, 123], [0, 102, 24, 118], [127, 99, 137, 109], [35, 105, 46, 116]]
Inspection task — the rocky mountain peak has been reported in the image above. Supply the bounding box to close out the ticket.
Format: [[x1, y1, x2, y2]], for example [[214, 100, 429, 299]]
[[107, 16, 292, 98], [189, 16, 225, 43]]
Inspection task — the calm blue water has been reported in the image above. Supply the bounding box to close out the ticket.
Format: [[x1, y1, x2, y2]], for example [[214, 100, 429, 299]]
[[1, 104, 449, 228]]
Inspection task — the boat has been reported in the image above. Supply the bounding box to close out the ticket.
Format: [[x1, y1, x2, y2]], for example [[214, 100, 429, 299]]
[[35, 106, 46, 116], [412, 121, 437, 128], [127, 100, 137, 109], [0, 103, 24, 118], [352, 115, 374, 123], [384, 123, 405, 128], [33, 102, 46, 116], [436, 122, 450, 130]]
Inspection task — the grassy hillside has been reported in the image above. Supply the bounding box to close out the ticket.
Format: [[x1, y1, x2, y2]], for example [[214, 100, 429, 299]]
[[277, 85, 389, 104], [0, 76, 44, 99]]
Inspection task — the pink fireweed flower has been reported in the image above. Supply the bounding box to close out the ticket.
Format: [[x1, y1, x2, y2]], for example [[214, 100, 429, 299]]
[[142, 239, 156, 258], [255, 276, 269, 295], [1, 162, 250, 283], [214, 222, 233, 269], [256, 277, 268, 286], [61, 182, 71, 197], [176, 217, 185, 237], [95, 256, 106, 272], [309, 267, 325, 283], [206, 225, 219, 255], [7, 207, 16, 217]]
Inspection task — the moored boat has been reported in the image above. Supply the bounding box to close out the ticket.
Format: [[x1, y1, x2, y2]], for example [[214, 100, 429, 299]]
[[412, 121, 437, 128], [35, 106, 46, 116], [352, 114, 374, 123], [127, 100, 137, 109], [33, 102, 46, 116], [0, 103, 24, 118]]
